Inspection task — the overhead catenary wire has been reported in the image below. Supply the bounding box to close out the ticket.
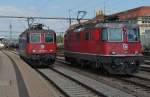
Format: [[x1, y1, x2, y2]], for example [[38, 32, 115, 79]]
[[0, 15, 90, 20]]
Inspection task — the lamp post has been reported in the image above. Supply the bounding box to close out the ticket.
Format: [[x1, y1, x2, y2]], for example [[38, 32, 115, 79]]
[[68, 9, 72, 27]]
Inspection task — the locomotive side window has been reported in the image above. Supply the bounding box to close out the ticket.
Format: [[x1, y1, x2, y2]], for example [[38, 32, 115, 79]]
[[101, 28, 108, 41], [85, 32, 91, 40], [45, 34, 53, 43], [30, 34, 41, 43], [128, 28, 139, 41], [108, 28, 122, 41]]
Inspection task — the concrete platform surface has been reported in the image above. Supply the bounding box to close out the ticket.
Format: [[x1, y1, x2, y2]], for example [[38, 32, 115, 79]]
[[0, 51, 19, 97], [1, 50, 62, 97]]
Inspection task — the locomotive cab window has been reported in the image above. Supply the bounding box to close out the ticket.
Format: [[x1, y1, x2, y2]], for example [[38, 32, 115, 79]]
[[127, 28, 139, 42], [101, 28, 122, 41], [101, 28, 108, 41], [45, 34, 53, 43], [30, 33, 41, 43], [108, 28, 122, 41]]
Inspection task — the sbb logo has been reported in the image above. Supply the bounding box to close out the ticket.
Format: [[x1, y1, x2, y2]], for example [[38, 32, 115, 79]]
[[123, 43, 128, 50]]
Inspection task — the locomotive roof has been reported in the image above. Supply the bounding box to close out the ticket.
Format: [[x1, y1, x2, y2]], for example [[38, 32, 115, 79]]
[[95, 22, 139, 28], [19, 29, 55, 37], [66, 14, 139, 34], [66, 23, 96, 32], [66, 21, 138, 34], [20, 23, 56, 37]]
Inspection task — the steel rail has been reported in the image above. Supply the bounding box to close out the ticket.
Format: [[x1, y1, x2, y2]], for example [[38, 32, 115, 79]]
[[36, 68, 104, 97], [56, 58, 150, 97]]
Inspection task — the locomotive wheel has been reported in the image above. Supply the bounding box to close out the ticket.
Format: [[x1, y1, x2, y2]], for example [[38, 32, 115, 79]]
[[98, 63, 110, 76]]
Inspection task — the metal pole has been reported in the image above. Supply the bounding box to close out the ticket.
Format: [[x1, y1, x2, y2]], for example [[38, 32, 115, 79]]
[[9, 22, 12, 41], [104, 0, 106, 15], [27, 18, 30, 28], [68, 9, 72, 27]]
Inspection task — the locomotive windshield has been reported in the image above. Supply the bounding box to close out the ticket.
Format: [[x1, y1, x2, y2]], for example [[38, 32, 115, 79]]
[[108, 28, 122, 41], [127, 28, 139, 41], [102, 28, 122, 41], [45, 34, 53, 42], [30, 34, 41, 43]]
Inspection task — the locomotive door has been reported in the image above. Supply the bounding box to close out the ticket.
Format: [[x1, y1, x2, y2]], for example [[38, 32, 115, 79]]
[[123, 27, 129, 53]]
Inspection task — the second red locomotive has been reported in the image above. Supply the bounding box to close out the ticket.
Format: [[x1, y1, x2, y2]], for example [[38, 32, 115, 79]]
[[64, 22, 143, 74], [19, 24, 57, 66]]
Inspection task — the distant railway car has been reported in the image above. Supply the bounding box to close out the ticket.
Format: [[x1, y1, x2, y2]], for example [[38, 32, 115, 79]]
[[0, 42, 5, 49], [9, 41, 19, 48], [0, 38, 6, 49], [64, 22, 143, 74], [19, 24, 57, 66]]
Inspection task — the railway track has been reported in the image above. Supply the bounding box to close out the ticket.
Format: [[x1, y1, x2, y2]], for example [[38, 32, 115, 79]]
[[144, 55, 150, 65], [144, 55, 150, 60], [48, 65, 135, 97], [144, 60, 150, 65], [105, 75, 150, 97], [56, 57, 150, 97], [140, 65, 150, 72], [119, 75, 150, 88], [36, 68, 102, 97]]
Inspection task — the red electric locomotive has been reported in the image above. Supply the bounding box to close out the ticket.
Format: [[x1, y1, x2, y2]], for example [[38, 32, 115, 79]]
[[19, 24, 57, 66], [64, 22, 143, 74]]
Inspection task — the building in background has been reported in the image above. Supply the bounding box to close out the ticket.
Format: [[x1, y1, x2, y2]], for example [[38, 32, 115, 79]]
[[111, 6, 150, 49]]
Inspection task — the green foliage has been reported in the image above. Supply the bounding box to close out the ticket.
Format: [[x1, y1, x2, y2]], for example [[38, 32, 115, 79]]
[[56, 34, 64, 51], [56, 35, 64, 43]]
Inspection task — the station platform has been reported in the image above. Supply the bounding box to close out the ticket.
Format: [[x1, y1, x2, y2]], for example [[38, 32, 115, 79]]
[[0, 50, 62, 97]]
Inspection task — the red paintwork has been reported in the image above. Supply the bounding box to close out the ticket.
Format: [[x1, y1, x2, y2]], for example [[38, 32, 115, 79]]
[[64, 24, 142, 56], [26, 33, 57, 54], [64, 23, 143, 74], [19, 31, 57, 57], [27, 43, 57, 54]]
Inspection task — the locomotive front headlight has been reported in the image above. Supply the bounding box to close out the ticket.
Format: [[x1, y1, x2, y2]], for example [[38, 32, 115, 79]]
[[50, 49, 54, 52], [111, 51, 116, 55], [32, 50, 36, 53], [0, 43, 4, 47], [135, 51, 138, 54]]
